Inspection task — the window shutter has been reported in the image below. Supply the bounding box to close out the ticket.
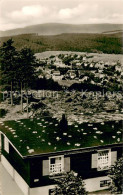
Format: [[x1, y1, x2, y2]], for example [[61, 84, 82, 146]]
[[64, 157, 70, 172], [111, 151, 117, 165], [91, 153, 97, 168], [42, 160, 49, 176], [4, 136, 9, 153]]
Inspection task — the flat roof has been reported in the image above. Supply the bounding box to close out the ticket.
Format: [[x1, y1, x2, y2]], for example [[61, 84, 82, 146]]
[[0, 117, 122, 157]]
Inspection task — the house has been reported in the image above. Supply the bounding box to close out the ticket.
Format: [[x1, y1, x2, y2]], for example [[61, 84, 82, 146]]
[[76, 62, 81, 66], [53, 57, 66, 68], [90, 80, 95, 85], [67, 70, 76, 79], [83, 57, 86, 61], [90, 63, 94, 68], [45, 74, 51, 79], [0, 119, 122, 195], [84, 63, 88, 67], [52, 71, 63, 81], [38, 75, 44, 79], [115, 66, 122, 72], [69, 72, 76, 79], [47, 59, 52, 65], [95, 63, 101, 68], [79, 76, 89, 82], [95, 73, 104, 79], [98, 69, 103, 73]]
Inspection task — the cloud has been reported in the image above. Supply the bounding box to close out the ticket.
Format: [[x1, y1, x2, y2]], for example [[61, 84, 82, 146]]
[[22, 6, 43, 16], [0, 4, 51, 29], [0, 0, 123, 31], [58, 4, 89, 19], [7, 5, 49, 20], [58, 3, 99, 23], [59, 8, 73, 19]]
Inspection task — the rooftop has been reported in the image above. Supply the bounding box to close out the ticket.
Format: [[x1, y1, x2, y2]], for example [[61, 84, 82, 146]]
[[0, 117, 122, 157]]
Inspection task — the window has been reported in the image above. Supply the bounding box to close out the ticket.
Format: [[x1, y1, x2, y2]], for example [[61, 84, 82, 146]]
[[4, 136, 9, 153], [49, 156, 64, 175], [100, 180, 111, 187], [97, 149, 111, 171]]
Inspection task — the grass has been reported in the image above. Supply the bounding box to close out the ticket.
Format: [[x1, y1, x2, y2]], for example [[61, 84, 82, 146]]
[[0, 118, 122, 156]]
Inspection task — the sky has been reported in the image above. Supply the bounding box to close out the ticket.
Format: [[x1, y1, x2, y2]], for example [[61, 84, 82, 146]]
[[0, 0, 123, 31]]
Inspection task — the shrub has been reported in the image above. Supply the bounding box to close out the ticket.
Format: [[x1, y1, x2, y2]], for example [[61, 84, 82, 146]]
[[0, 109, 7, 118], [108, 157, 123, 194], [53, 171, 88, 195]]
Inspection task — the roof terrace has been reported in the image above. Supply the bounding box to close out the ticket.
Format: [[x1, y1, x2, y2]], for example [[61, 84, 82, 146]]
[[0, 117, 122, 157]]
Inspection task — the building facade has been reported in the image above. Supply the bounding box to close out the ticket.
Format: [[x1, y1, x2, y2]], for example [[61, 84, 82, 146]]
[[0, 119, 122, 195]]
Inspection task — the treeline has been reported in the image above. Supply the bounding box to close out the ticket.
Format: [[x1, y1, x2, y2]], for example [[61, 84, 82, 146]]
[[0, 32, 122, 54]]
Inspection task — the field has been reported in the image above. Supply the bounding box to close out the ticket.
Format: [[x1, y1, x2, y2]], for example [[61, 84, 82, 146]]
[[36, 51, 123, 62]]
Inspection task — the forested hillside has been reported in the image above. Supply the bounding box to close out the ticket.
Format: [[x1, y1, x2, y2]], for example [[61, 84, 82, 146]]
[[0, 32, 122, 54]]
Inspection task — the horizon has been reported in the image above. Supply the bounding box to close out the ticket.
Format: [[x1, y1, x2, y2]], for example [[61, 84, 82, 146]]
[[0, 22, 123, 32], [0, 0, 123, 31]]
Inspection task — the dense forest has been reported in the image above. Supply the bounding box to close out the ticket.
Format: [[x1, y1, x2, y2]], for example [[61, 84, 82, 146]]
[[0, 32, 122, 54]]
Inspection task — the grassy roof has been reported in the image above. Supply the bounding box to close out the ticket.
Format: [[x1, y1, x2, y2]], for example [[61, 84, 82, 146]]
[[0, 117, 122, 157]]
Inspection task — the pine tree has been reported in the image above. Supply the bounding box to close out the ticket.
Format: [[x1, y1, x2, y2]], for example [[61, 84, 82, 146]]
[[0, 38, 17, 105], [16, 47, 38, 112], [0, 39, 38, 114]]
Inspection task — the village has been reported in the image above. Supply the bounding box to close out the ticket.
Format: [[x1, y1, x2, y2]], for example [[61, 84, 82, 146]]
[[35, 52, 122, 90], [0, 52, 123, 125]]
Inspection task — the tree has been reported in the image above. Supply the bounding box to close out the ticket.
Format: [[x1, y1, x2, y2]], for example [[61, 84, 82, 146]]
[[53, 171, 88, 195], [108, 157, 123, 194], [0, 39, 38, 114], [16, 47, 38, 112], [0, 39, 17, 105]]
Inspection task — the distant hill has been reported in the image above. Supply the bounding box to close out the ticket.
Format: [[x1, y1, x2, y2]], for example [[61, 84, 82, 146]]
[[0, 23, 123, 37]]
